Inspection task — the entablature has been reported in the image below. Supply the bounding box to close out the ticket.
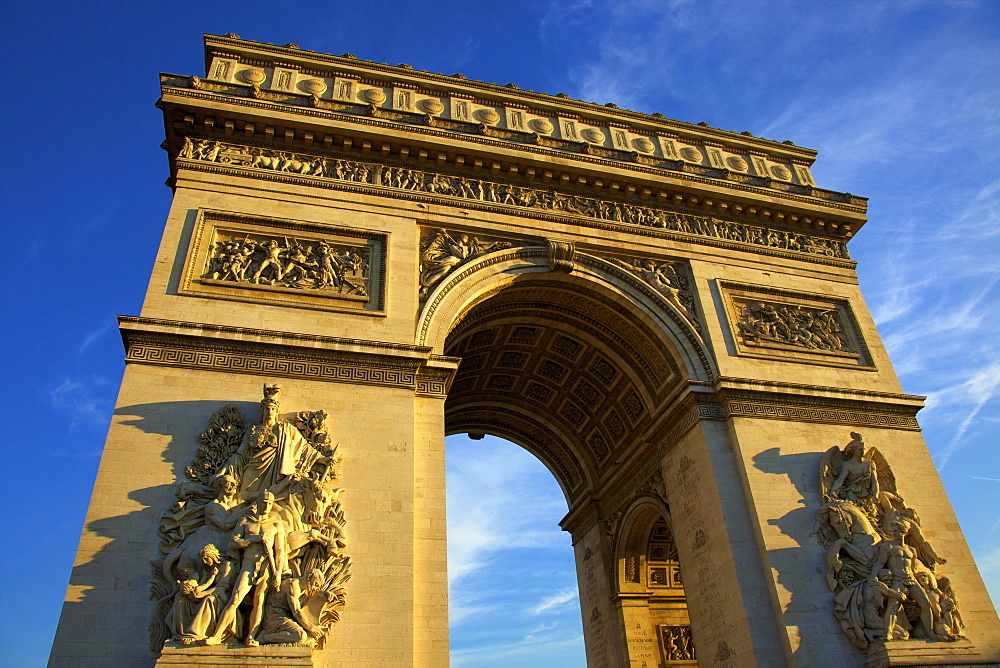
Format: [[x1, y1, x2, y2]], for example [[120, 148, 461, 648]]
[[156, 34, 868, 241]]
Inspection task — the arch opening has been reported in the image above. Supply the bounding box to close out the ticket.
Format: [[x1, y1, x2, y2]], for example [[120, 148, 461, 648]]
[[441, 272, 695, 505], [445, 433, 586, 667], [437, 267, 703, 666]]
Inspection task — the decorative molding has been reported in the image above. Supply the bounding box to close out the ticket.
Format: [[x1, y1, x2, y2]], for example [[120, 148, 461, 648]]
[[719, 388, 921, 430], [119, 317, 457, 394], [166, 39, 868, 226], [172, 137, 852, 265]]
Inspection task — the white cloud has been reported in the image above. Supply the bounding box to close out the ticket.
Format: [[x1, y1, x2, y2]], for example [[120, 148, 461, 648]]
[[447, 437, 569, 588], [78, 320, 113, 355], [452, 633, 586, 668], [529, 587, 578, 615]]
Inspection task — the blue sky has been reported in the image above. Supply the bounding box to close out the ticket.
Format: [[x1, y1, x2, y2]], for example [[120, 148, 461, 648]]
[[2, 1, 997, 666]]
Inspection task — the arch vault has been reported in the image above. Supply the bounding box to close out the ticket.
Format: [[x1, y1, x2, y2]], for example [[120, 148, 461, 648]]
[[51, 34, 999, 668]]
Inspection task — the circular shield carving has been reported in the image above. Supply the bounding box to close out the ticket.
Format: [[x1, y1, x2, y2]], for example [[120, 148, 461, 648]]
[[361, 88, 386, 104], [680, 146, 702, 162], [476, 108, 501, 125], [529, 118, 554, 134], [633, 137, 655, 153], [419, 98, 445, 115], [727, 156, 749, 172], [771, 164, 792, 180], [582, 128, 605, 143], [239, 68, 266, 85], [300, 79, 327, 95]]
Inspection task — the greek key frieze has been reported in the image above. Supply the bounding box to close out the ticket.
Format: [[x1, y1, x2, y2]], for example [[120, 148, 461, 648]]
[[177, 137, 850, 262]]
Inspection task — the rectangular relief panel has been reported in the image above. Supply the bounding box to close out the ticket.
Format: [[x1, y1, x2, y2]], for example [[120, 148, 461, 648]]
[[719, 280, 874, 369], [180, 209, 387, 314]]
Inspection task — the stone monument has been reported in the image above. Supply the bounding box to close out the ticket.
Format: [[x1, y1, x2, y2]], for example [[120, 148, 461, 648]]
[[50, 34, 999, 667]]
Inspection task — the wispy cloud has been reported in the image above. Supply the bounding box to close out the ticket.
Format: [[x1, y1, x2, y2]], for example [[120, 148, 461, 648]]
[[529, 588, 578, 615], [451, 633, 586, 668], [50, 376, 113, 430], [78, 320, 114, 355], [447, 438, 569, 588]]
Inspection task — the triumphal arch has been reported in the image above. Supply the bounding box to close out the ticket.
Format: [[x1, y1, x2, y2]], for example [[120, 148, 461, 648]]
[[51, 34, 998, 667]]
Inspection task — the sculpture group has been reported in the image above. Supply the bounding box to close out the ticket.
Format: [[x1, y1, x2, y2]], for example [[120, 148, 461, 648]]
[[205, 235, 369, 296], [738, 301, 851, 353], [151, 386, 351, 650], [812, 433, 963, 649]]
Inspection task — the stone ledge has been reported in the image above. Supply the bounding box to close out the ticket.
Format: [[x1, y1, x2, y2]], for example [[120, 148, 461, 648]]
[[866, 638, 983, 667], [156, 644, 312, 666]]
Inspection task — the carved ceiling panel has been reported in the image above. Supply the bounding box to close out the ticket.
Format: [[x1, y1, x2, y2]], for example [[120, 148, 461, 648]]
[[444, 281, 687, 497]]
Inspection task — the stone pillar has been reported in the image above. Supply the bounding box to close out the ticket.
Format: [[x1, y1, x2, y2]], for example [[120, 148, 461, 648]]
[[660, 416, 788, 667], [568, 509, 624, 668]]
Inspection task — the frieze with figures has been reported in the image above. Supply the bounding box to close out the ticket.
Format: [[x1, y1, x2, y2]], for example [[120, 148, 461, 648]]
[[177, 137, 849, 261], [204, 230, 370, 298]]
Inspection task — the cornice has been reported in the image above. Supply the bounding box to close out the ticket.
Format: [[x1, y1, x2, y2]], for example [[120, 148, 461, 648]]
[[118, 316, 458, 393], [159, 82, 865, 231], [202, 33, 818, 161]]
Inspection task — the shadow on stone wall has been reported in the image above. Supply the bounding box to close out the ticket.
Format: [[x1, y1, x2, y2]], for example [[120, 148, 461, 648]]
[[51, 399, 257, 667], [751, 446, 851, 662]]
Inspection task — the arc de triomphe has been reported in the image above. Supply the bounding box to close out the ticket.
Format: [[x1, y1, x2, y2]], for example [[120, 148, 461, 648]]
[[51, 34, 998, 667]]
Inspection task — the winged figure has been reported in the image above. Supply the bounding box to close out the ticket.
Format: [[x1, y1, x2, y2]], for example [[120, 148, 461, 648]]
[[418, 229, 511, 299]]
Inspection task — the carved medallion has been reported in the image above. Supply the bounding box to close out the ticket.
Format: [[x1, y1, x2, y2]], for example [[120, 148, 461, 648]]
[[419, 98, 444, 115], [529, 118, 554, 134], [360, 88, 386, 105]]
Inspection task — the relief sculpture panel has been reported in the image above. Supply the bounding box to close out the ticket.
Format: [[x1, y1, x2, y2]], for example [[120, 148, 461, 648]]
[[151, 385, 351, 652], [720, 281, 873, 369], [180, 210, 386, 314]]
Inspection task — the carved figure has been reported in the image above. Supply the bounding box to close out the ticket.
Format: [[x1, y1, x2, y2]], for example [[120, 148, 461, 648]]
[[181, 137, 851, 260], [812, 433, 962, 650], [608, 257, 699, 329], [205, 491, 288, 646], [255, 572, 324, 646], [821, 433, 880, 512], [151, 386, 351, 653], [419, 229, 511, 299]]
